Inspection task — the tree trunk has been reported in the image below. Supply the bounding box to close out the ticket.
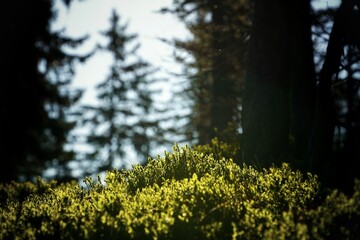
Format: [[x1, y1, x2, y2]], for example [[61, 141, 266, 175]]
[[243, 0, 316, 168], [289, 1, 316, 169], [310, 0, 360, 187]]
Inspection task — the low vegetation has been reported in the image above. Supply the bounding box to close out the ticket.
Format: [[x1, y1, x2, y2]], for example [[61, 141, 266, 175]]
[[1, 144, 359, 239]]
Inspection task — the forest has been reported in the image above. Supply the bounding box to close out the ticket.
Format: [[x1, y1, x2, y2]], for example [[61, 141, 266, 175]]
[[1, 0, 360, 239]]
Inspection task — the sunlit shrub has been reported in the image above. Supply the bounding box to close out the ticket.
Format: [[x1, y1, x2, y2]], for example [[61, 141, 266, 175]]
[[0, 145, 359, 239], [193, 137, 241, 164]]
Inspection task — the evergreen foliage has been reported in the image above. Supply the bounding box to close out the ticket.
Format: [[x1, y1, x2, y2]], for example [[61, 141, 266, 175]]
[[0, 0, 90, 182], [81, 10, 161, 171], [1, 145, 359, 239], [161, 0, 251, 144]]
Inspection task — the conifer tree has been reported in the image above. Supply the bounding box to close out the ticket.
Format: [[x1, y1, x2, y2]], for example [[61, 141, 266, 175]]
[[161, 0, 251, 145], [82, 10, 160, 172], [0, 0, 89, 182]]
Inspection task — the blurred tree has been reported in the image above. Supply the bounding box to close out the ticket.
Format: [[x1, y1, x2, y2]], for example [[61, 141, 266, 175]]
[[82, 10, 161, 172], [161, 0, 251, 145], [310, 0, 360, 192], [0, 0, 89, 182]]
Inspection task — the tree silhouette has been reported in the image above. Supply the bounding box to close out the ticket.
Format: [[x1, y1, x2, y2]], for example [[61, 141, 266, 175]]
[[161, 0, 251, 145], [310, 0, 360, 192], [81, 10, 161, 172], [242, 0, 316, 168], [0, 0, 89, 182]]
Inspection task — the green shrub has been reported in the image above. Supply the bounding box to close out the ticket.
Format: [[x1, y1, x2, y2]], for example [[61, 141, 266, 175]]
[[0, 145, 359, 239], [193, 138, 241, 164]]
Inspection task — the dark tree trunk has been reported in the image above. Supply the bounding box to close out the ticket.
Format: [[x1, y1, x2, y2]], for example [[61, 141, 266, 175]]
[[243, 0, 291, 167], [289, 1, 316, 169], [242, 0, 316, 168], [1, 1, 49, 182]]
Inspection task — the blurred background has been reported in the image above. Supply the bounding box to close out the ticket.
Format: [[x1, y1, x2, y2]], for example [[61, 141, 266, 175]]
[[4, 0, 360, 194]]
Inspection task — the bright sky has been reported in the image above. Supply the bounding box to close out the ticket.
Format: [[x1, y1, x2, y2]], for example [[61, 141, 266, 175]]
[[53, 0, 189, 105]]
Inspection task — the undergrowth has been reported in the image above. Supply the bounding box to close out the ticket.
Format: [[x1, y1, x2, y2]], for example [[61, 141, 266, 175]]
[[0, 145, 359, 239]]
